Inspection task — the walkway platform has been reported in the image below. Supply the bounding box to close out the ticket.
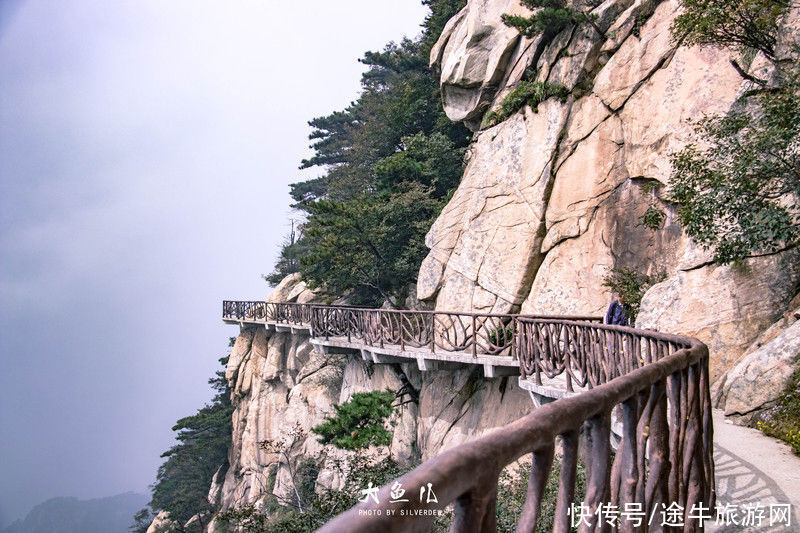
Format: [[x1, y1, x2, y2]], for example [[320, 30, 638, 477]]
[[224, 316, 521, 378]]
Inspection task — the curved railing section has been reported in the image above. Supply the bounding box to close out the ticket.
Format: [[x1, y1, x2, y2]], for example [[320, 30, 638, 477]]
[[222, 301, 714, 531], [321, 324, 714, 533]]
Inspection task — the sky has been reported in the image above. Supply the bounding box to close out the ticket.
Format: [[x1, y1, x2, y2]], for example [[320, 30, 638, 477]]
[[0, 0, 430, 526]]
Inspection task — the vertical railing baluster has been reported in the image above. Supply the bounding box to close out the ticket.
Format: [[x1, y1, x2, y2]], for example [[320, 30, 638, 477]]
[[580, 413, 611, 533], [684, 363, 705, 529], [517, 443, 555, 532], [511, 316, 517, 360], [700, 359, 715, 509], [618, 397, 639, 533], [565, 325, 573, 392], [379, 310, 384, 348], [645, 379, 670, 517], [429, 313, 435, 353], [554, 430, 579, 533], [471, 314, 477, 357]]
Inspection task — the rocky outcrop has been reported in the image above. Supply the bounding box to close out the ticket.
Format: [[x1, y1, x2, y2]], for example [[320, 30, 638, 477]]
[[265, 272, 317, 303], [201, 2, 800, 527], [637, 250, 800, 381], [422, 0, 800, 381], [146, 511, 177, 533], [208, 277, 532, 525], [714, 300, 800, 423]]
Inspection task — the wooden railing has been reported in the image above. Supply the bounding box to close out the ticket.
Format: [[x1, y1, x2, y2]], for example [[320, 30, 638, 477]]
[[223, 301, 600, 359], [222, 300, 313, 325], [222, 301, 714, 531]]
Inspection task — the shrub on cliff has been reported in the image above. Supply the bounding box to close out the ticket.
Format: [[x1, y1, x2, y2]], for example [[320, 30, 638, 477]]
[[755, 367, 800, 454], [311, 389, 396, 451], [669, 70, 800, 262], [299, 183, 442, 307], [671, 0, 793, 61], [501, 0, 599, 40], [483, 80, 569, 127]]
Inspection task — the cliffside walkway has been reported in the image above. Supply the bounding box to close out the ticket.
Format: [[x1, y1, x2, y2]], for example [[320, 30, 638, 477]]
[[223, 300, 715, 532], [222, 301, 605, 383]]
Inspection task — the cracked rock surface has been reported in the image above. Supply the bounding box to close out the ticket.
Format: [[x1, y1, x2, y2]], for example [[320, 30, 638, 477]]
[[422, 0, 800, 386]]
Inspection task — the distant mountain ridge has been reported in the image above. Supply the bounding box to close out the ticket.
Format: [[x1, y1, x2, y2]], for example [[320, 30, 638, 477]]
[[2, 492, 147, 533]]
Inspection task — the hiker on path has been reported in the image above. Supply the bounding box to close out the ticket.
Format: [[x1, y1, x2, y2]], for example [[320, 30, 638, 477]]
[[605, 293, 631, 326]]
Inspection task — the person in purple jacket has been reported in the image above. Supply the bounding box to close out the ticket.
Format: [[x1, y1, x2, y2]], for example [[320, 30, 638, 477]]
[[605, 292, 631, 326]]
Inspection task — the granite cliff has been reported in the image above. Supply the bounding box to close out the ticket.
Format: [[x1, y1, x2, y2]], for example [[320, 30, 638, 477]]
[[197, 1, 799, 529]]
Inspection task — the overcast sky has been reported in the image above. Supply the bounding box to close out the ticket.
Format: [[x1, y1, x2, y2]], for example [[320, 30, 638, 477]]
[[0, 0, 429, 526]]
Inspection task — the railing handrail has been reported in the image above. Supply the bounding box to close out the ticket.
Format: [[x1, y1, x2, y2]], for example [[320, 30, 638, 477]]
[[221, 300, 714, 532], [221, 299, 600, 322], [318, 338, 712, 532]]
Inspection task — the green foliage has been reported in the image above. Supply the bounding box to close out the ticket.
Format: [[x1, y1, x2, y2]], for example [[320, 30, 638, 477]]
[[756, 367, 800, 455], [631, 0, 658, 38], [669, 64, 800, 263], [640, 204, 667, 230], [602, 268, 665, 321], [299, 183, 441, 306], [671, 0, 792, 60], [145, 356, 233, 526], [502, 0, 596, 40], [374, 132, 466, 198], [278, 0, 470, 305], [483, 81, 569, 127], [311, 390, 396, 451], [638, 179, 667, 230], [129, 509, 154, 533], [666, 0, 800, 263], [488, 324, 514, 347]]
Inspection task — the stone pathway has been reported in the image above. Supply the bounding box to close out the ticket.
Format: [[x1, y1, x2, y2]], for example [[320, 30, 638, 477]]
[[706, 410, 800, 532]]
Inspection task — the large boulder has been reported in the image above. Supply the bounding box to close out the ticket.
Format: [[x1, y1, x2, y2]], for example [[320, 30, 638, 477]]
[[715, 302, 800, 424], [637, 251, 800, 381], [266, 272, 302, 302], [146, 511, 177, 533], [431, 0, 532, 128]]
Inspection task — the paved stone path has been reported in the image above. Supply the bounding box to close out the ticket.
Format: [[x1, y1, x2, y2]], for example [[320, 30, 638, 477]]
[[706, 410, 800, 532]]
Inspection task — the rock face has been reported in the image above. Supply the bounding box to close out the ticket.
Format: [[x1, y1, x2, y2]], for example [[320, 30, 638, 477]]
[[208, 277, 532, 527], [146, 511, 177, 533], [422, 0, 800, 381], [714, 301, 800, 423], [637, 251, 800, 381]]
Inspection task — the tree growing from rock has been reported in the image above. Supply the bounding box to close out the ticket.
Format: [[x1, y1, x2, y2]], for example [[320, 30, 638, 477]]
[[666, 0, 799, 263], [133, 355, 233, 531], [501, 0, 603, 41], [272, 0, 470, 307], [311, 389, 396, 451]]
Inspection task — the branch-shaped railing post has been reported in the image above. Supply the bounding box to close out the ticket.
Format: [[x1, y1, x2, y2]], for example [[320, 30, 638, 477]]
[[471, 314, 477, 358]]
